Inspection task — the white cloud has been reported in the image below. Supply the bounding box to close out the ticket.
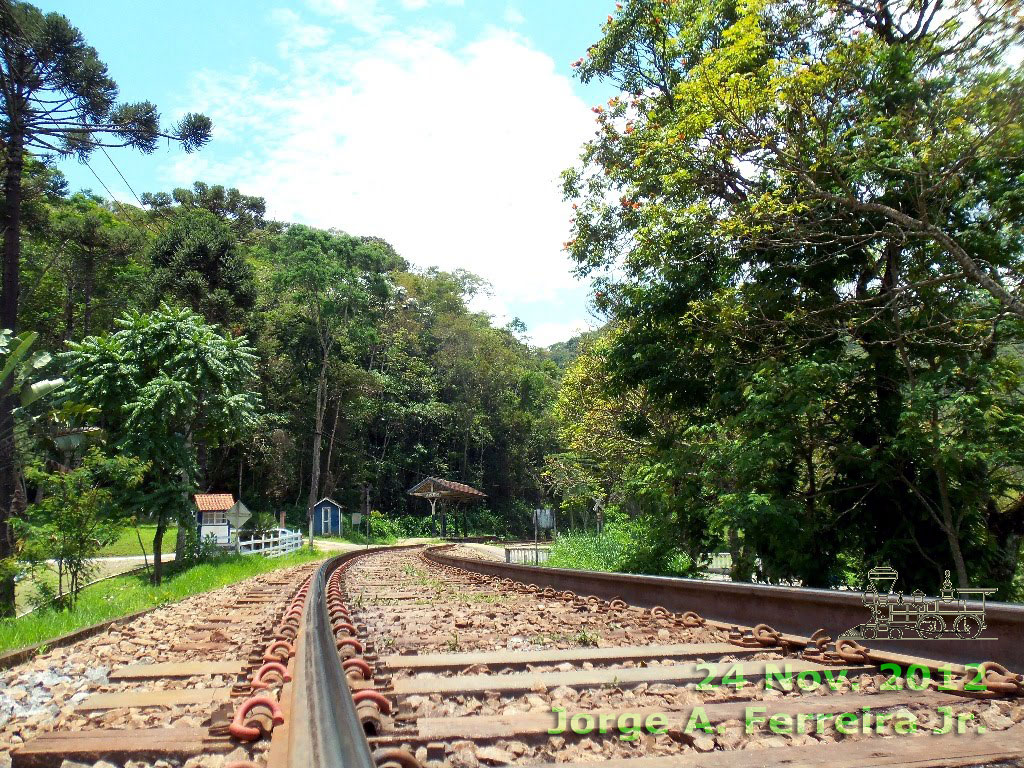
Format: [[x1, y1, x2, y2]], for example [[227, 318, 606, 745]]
[[171, 16, 595, 329], [303, 0, 392, 33], [526, 319, 595, 347], [504, 5, 525, 25], [270, 9, 331, 56], [400, 0, 465, 8]]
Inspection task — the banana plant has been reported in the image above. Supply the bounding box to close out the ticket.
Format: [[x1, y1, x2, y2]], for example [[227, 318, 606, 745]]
[[0, 330, 64, 412], [35, 402, 104, 466]]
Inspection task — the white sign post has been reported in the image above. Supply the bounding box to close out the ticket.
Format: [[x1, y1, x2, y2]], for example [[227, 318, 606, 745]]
[[535, 508, 553, 530], [226, 501, 252, 553]]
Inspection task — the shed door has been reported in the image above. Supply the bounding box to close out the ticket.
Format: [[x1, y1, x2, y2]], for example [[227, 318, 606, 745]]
[[322, 506, 331, 534]]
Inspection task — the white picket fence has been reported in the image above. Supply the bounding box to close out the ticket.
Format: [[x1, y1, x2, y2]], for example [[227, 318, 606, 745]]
[[233, 528, 303, 557], [505, 544, 551, 565]]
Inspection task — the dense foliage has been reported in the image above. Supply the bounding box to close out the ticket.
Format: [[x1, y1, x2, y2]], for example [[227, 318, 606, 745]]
[[17, 448, 144, 605], [555, 0, 1024, 598], [4, 0, 1022, 614], [0, 4, 556, 609], [2, 171, 560, 582], [0, 0, 211, 612]]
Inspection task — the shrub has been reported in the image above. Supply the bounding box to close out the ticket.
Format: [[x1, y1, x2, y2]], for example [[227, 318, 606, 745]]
[[548, 509, 700, 577]]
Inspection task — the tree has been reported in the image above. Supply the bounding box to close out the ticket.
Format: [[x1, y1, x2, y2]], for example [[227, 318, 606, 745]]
[[62, 305, 260, 584], [270, 225, 390, 547], [148, 208, 255, 327], [48, 194, 142, 340], [0, 327, 60, 613], [142, 181, 270, 241], [0, 0, 210, 613], [543, 332, 650, 524], [563, 0, 1024, 593], [18, 447, 144, 607]]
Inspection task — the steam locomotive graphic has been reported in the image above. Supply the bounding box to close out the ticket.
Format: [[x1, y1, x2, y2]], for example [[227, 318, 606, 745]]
[[839, 566, 996, 640]]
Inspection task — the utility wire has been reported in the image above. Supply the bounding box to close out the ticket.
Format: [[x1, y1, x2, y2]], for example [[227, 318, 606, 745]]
[[81, 158, 158, 239], [98, 146, 178, 229]]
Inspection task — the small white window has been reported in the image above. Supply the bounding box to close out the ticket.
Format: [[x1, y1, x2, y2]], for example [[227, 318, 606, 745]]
[[322, 506, 331, 533], [203, 509, 226, 525]]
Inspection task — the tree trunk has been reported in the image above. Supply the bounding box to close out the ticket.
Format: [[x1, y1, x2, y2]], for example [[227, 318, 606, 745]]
[[294, 452, 304, 507], [2, 135, 23, 330], [323, 398, 340, 493], [135, 524, 151, 578], [82, 250, 95, 336], [152, 513, 166, 585], [197, 440, 208, 490], [307, 363, 328, 549], [174, 437, 193, 562], [0, 134, 24, 617], [0, 396, 16, 617], [936, 465, 969, 587], [62, 275, 75, 341]]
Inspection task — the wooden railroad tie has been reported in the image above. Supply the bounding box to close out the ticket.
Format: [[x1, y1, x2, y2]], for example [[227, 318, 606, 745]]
[[379, 642, 763, 672], [75, 687, 232, 711], [109, 661, 245, 680], [401, 690, 958, 741], [11, 727, 234, 768], [530, 721, 1024, 768], [388, 659, 872, 697]]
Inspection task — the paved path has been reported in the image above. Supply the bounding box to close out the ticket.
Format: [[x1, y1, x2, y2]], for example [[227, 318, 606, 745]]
[[314, 540, 373, 553], [91, 554, 175, 564], [460, 542, 505, 561]]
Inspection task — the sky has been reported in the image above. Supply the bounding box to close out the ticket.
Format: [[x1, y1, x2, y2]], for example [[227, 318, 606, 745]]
[[33, 0, 618, 347]]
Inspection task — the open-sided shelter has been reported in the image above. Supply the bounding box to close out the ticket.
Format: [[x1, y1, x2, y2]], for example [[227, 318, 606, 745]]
[[407, 476, 486, 537]]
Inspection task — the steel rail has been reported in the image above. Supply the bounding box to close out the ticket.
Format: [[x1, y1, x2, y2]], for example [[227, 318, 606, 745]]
[[287, 551, 375, 768], [424, 544, 1024, 669], [284, 544, 425, 768]]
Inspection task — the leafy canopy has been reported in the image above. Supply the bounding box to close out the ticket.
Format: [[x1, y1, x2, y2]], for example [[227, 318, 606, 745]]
[[62, 304, 261, 515], [0, 1, 210, 157]]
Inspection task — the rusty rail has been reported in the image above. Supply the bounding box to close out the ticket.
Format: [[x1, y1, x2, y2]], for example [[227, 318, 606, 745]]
[[282, 551, 374, 768], [424, 544, 1024, 669], [279, 544, 424, 768]]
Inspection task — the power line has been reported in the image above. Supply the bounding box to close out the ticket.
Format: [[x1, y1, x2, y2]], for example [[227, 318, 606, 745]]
[[81, 158, 158, 239], [99, 146, 177, 228], [99, 146, 145, 207]]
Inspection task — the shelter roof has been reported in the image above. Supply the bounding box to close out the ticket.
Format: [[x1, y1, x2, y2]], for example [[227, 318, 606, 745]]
[[406, 477, 486, 500]]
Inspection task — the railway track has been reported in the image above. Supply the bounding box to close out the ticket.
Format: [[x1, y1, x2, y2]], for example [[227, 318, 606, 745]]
[[6, 545, 1024, 768], [3, 561, 321, 768], [327, 547, 1024, 768]]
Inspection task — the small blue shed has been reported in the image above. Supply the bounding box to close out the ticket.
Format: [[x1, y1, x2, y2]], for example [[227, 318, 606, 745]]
[[313, 497, 343, 536]]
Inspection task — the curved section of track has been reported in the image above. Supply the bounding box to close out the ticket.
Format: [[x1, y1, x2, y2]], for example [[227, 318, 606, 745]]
[[283, 552, 375, 768], [323, 546, 1024, 768], [10, 546, 1021, 767], [426, 545, 1024, 669]]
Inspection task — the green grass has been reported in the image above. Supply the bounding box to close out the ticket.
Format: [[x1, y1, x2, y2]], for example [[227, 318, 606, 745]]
[[17, 524, 180, 613], [94, 524, 179, 557], [0, 549, 325, 654], [547, 528, 698, 577], [547, 530, 627, 572]]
